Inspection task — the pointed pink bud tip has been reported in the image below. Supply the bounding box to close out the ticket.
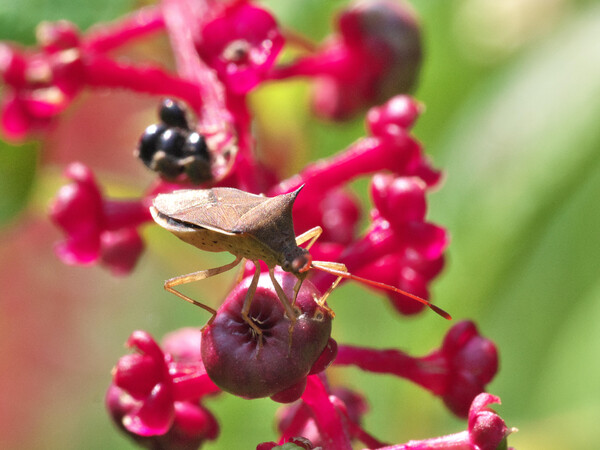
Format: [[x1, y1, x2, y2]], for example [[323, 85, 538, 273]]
[[201, 272, 332, 400], [468, 393, 513, 450]]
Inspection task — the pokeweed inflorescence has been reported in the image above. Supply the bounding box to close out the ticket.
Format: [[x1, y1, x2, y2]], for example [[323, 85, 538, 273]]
[[0, 0, 515, 448]]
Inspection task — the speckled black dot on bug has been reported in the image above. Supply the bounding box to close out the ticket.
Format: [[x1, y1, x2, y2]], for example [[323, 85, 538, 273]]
[[159, 98, 189, 129], [136, 123, 168, 167]]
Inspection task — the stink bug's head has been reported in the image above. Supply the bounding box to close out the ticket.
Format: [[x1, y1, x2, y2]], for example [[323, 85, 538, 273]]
[[281, 248, 312, 275]]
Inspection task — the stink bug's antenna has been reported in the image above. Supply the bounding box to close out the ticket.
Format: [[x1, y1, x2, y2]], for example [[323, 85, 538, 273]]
[[310, 260, 452, 320]]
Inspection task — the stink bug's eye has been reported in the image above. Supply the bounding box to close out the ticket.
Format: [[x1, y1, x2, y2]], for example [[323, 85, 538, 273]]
[[159, 98, 189, 129], [291, 254, 312, 274]]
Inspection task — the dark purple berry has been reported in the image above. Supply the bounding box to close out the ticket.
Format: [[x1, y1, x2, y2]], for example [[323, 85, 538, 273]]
[[183, 158, 212, 184], [181, 132, 212, 183], [157, 127, 187, 158], [182, 132, 209, 159], [159, 98, 189, 129], [136, 123, 167, 167], [201, 271, 332, 400], [150, 151, 184, 179]]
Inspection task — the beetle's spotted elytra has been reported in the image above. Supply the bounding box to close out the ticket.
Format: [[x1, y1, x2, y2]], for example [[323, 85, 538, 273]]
[[150, 186, 451, 344]]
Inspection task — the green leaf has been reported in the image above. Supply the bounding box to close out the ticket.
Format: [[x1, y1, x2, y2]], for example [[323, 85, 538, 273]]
[[0, 140, 38, 226]]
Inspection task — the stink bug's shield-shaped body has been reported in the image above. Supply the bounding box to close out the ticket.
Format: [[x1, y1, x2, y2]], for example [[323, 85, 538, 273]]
[[151, 187, 309, 268], [150, 187, 317, 341]]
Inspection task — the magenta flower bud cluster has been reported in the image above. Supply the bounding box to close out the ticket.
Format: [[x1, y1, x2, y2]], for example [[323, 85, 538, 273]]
[[0, 0, 514, 448]]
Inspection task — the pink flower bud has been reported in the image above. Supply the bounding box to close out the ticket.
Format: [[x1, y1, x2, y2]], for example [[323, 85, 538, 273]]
[[373, 393, 513, 449], [367, 95, 422, 136], [468, 394, 510, 450], [313, 0, 422, 120], [371, 174, 427, 224], [440, 322, 499, 417]]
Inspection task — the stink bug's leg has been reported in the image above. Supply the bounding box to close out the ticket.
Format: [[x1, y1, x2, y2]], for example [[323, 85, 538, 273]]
[[164, 256, 243, 326], [241, 261, 264, 347], [268, 266, 298, 350], [268, 266, 298, 323], [292, 276, 303, 306], [295, 226, 323, 249], [309, 261, 345, 315], [233, 258, 247, 285], [311, 260, 453, 320]]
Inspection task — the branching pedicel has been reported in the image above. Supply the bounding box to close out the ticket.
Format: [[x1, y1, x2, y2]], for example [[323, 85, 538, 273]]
[[0, 0, 515, 448]]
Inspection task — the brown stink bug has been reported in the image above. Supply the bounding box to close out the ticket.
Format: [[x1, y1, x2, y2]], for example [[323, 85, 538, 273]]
[[150, 187, 450, 342]]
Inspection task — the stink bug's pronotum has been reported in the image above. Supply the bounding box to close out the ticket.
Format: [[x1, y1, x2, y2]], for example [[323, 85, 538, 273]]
[[150, 187, 451, 342]]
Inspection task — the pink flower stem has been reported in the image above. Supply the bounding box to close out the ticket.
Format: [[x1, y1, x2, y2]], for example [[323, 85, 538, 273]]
[[268, 46, 353, 80], [334, 345, 447, 395], [225, 93, 260, 192], [277, 404, 312, 444], [377, 430, 472, 449], [270, 134, 416, 205], [302, 375, 353, 450], [309, 225, 401, 293], [83, 6, 165, 53], [281, 28, 319, 53], [84, 55, 203, 112], [349, 422, 389, 449], [162, 0, 235, 148]]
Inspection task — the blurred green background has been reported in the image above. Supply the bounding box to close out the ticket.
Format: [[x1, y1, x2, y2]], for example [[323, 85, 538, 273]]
[[1, 0, 599, 448]]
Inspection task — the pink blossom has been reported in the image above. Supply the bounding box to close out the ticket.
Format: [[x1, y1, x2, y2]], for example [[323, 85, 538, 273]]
[[197, 2, 284, 94], [49, 162, 150, 274], [269, 0, 422, 120], [334, 321, 499, 418], [107, 330, 220, 446]]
